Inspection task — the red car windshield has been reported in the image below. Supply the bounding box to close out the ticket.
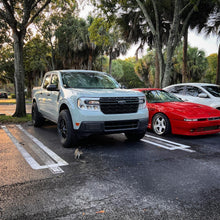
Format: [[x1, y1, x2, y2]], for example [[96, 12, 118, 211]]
[[143, 90, 183, 103]]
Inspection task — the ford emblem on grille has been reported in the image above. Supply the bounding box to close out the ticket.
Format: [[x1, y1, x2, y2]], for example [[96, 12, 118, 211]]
[[118, 100, 126, 104]]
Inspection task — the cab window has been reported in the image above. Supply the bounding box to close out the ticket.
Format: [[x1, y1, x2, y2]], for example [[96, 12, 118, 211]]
[[51, 74, 59, 88], [43, 74, 51, 89]]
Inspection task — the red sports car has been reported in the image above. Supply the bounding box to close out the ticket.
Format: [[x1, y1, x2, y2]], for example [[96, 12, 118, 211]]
[[134, 88, 220, 136]]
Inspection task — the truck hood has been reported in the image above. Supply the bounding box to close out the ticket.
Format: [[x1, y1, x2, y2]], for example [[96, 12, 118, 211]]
[[64, 88, 144, 98]]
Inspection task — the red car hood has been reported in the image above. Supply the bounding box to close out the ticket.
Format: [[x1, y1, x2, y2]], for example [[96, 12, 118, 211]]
[[150, 102, 220, 118]]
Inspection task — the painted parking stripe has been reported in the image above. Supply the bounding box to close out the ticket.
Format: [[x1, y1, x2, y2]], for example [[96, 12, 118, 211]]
[[16, 125, 68, 166], [2, 125, 43, 170], [1, 125, 68, 174], [142, 134, 195, 153]]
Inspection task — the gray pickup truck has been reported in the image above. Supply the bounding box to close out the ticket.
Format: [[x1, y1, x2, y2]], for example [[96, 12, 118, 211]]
[[32, 70, 148, 147]]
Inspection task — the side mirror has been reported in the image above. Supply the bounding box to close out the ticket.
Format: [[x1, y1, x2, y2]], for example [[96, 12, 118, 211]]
[[198, 93, 208, 98], [47, 84, 59, 91]]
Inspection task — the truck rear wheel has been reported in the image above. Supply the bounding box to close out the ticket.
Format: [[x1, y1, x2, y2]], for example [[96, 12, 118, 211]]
[[32, 102, 45, 127], [57, 109, 78, 148]]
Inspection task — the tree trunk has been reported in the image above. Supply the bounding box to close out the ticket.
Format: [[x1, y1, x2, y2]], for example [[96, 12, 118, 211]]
[[154, 52, 160, 88], [88, 50, 93, 70], [109, 51, 113, 74], [12, 31, 26, 117], [182, 29, 188, 83], [50, 41, 55, 70], [154, 41, 165, 89], [216, 43, 220, 85], [162, 49, 173, 88]]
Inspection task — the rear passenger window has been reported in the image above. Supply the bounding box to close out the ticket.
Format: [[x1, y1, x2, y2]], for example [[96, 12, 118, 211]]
[[168, 86, 185, 94], [185, 86, 203, 97]]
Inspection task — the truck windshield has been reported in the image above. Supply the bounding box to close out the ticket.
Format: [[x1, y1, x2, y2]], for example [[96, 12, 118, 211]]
[[61, 71, 120, 89]]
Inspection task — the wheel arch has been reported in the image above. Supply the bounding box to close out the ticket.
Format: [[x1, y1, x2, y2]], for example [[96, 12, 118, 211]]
[[59, 103, 70, 113], [59, 103, 75, 127]]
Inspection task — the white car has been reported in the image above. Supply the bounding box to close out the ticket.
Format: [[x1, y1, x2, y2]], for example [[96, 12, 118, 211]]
[[164, 83, 220, 110]]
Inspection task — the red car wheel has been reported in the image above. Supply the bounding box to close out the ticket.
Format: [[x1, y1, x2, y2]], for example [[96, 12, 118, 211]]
[[152, 113, 171, 135]]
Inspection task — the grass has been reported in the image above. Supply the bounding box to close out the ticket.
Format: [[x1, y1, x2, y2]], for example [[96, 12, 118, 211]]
[[0, 114, 32, 124], [0, 99, 32, 104], [0, 99, 17, 104]]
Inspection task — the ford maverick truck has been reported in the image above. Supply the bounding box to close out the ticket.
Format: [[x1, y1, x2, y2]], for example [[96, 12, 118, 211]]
[[32, 70, 148, 147]]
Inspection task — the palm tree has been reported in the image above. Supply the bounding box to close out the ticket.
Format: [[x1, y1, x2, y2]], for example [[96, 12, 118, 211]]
[[197, 6, 220, 85], [180, 0, 216, 83]]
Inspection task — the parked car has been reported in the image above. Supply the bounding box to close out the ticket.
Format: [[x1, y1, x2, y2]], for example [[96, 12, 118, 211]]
[[133, 88, 220, 136], [0, 90, 8, 98], [163, 83, 220, 110]]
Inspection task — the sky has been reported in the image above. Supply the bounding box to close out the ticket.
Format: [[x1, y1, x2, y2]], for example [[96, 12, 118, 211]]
[[188, 30, 218, 56], [123, 30, 219, 59]]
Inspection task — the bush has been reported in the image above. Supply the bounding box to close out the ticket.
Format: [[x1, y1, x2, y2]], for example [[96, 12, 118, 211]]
[[11, 93, 16, 98]]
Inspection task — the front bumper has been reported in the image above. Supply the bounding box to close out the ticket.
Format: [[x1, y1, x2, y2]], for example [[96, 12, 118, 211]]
[[171, 119, 220, 136], [76, 118, 148, 136]]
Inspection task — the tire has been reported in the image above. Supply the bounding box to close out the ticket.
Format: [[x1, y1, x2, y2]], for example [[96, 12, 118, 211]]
[[152, 113, 171, 135], [125, 130, 146, 141], [57, 109, 78, 148], [32, 102, 45, 127]]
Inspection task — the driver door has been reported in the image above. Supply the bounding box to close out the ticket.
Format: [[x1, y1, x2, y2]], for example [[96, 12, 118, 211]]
[[47, 73, 60, 121]]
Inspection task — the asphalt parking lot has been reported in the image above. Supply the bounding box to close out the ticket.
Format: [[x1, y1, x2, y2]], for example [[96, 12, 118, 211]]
[[0, 121, 219, 219]]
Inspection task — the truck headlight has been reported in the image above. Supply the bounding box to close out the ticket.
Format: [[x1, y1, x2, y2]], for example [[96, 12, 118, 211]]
[[77, 98, 100, 111], [138, 96, 146, 110]]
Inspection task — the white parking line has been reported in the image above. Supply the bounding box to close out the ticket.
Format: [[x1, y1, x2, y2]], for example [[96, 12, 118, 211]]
[[142, 134, 195, 153], [16, 125, 68, 167], [1, 125, 69, 174]]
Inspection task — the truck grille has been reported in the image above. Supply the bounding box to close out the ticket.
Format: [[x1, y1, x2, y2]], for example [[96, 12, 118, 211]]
[[104, 120, 138, 130], [100, 97, 139, 114]]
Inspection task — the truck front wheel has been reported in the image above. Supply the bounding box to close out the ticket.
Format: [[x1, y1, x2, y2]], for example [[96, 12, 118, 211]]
[[125, 130, 146, 141], [57, 109, 78, 148]]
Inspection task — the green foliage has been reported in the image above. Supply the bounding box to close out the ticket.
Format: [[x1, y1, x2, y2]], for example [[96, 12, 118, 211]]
[[23, 35, 51, 96], [93, 56, 109, 72], [11, 94, 16, 99], [89, 16, 128, 73], [0, 21, 11, 49], [172, 44, 208, 83], [111, 60, 124, 80], [204, 53, 217, 83], [118, 59, 145, 88], [93, 0, 217, 87], [55, 13, 98, 69], [134, 50, 156, 87], [24, 35, 50, 73], [0, 114, 32, 124], [187, 47, 208, 82], [88, 17, 110, 47], [0, 45, 14, 84]]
